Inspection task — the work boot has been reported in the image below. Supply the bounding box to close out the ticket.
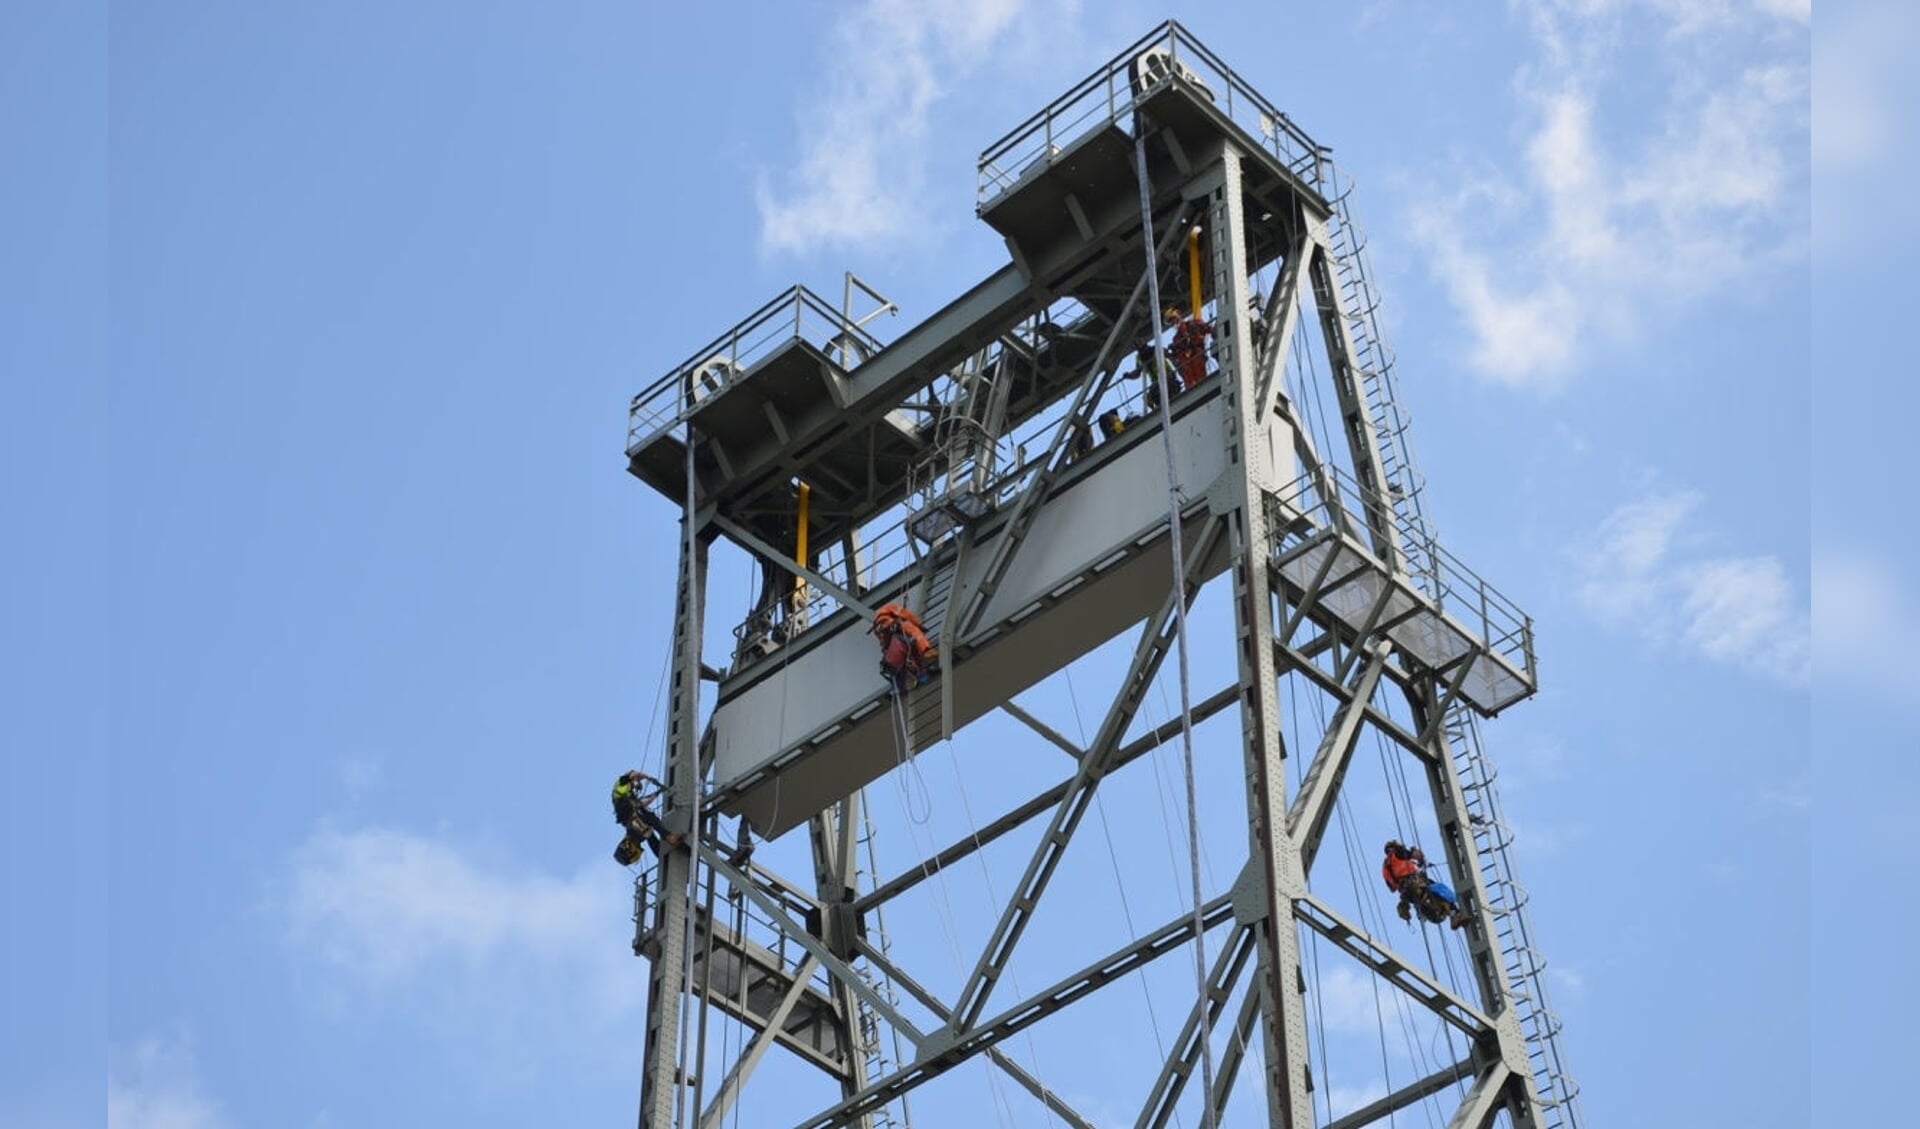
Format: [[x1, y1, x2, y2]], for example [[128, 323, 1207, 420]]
[[664, 832, 685, 851], [1449, 910, 1471, 930], [1396, 901, 1412, 922]]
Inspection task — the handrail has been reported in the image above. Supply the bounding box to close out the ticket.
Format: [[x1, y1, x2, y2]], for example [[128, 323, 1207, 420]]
[[976, 20, 1328, 208], [1268, 464, 1537, 683], [626, 284, 890, 456]]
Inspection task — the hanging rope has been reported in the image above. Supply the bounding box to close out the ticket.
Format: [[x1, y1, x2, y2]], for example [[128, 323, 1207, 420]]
[[1132, 116, 1216, 1129], [881, 683, 1017, 1128], [1064, 669, 1184, 1129], [671, 423, 704, 1129]]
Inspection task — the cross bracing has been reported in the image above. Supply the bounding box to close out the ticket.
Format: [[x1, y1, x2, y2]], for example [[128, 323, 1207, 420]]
[[623, 21, 1580, 1129]]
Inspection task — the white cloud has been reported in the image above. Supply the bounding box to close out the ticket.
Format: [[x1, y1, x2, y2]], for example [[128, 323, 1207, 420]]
[[756, 0, 1078, 255], [1548, 964, 1587, 999], [286, 827, 603, 977], [1813, 2, 1920, 256], [1675, 556, 1805, 674], [109, 1032, 229, 1129], [1576, 488, 1808, 684], [1313, 964, 1391, 1034], [1326, 1080, 1388, 1120], [1813, 548, 1920, 704], [1413, 1, 1807, 385], [280, 827, 646, 1058]]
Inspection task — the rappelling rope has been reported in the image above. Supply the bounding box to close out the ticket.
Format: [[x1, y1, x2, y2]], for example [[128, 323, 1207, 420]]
[[1063, 668, 1183, 1128], [882, 681, 1018, 1128], [1133, 117, 1216, 1129], [671, 420, 706, 1129], [886, 683, 933, 825]]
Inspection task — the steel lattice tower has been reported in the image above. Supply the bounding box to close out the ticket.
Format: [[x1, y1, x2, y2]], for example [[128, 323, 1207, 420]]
[[623, 23, 1580, 1129]]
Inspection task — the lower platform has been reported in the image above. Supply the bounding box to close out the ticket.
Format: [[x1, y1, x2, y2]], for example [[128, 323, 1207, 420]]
[[709, 392, 1235, 840]]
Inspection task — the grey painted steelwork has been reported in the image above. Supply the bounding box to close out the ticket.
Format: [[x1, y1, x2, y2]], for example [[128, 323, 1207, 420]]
[[626, 20, 1579, 1129]]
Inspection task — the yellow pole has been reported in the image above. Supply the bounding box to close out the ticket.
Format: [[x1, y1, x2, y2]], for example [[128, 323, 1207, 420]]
[[1186, 225, 1204, 316], [792, 481, 811, 618]]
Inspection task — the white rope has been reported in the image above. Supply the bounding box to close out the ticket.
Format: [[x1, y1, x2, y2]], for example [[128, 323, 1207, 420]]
[[1133, 120, 1217, 1129], [672, 422, 703, 1129], [880, 689, 1018, 1128]]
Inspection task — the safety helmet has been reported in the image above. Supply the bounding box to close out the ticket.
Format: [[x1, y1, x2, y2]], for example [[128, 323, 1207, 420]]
[[1163, 306, 1183, 323]]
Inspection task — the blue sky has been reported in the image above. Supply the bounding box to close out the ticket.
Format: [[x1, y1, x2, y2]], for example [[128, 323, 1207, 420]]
[[16, 0, 1901, 1125]]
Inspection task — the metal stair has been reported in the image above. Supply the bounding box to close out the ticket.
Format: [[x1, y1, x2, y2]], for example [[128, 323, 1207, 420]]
[[904, 560, 960, 751]]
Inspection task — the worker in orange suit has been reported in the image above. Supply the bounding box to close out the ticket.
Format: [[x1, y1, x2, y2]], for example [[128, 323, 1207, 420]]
[[1164, 305, 1212, 390], [871, 603, 938, 690], [1382, 839, 1469, 929]]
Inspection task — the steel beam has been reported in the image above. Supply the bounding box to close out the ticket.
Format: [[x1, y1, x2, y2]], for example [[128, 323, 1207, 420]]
[[1321, 1058, 1476, 1129], [696, 954, 823, 1129], [796, 896, 1236, 1129], [948, 517, 1224, 1029], [1305, 235, 1400, 572], [638, 505, 708, 1129], [1292, 893, 1494, 1037], [1135, 924, 1257, 1129], [1273, 635, 1436, 765], [851, 938, 1098, 1129], [1193, 141, 1315, 1129], [712, 511, 878, 625], [851, 682, 1239, 914], [809, 797, 874, 1125], [1403, 686, 1545, 1128], [1285, 641, 1391, 872], [955, 210, 1197, 640], [1207, 977, 1263, 1121], [1444, 1062, 1513, 1129], [1000, 701, 1085, 760], [1252, 218, 1313, 424], [696, 848, 928, 1056]]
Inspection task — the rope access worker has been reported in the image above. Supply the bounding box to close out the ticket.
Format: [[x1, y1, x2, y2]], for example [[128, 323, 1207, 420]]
[[1164, 305, 1213, 391], [1135, 340, 1169, 415], [871, 603, 938, 691], [612, 769, 682, 865], [1382, 839, 1470, 930]]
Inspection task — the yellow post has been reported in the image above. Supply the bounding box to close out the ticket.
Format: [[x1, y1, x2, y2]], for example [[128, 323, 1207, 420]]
[[792, 481, 811, 623], [1187, 224, 1204, 316]]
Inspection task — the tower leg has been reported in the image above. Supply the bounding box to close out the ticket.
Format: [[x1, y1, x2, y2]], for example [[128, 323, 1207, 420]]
[[638, 509, 708, 1128], [1193, 143, 1314, 1129], [810, 795, 876, 1128]]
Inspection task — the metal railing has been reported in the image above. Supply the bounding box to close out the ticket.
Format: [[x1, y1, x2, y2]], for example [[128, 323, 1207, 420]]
[[631, 856, 840, 1001], [1267, 464, 1536, 685], [725, 300, 1167, 670], [626, 284, 890, 456], [976, 20, 1329, 208]]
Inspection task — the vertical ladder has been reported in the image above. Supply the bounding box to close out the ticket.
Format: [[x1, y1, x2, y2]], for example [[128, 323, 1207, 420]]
[[1321, 175, 1440, 598], [1322, 172, 1582, 1125], [1446, 713, 1581, 1125]]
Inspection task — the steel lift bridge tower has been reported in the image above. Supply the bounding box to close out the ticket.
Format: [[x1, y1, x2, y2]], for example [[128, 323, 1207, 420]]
[[623, 23, 1580, 1129]]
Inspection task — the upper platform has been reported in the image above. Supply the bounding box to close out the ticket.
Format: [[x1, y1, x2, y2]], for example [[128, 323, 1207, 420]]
[[625, 21, 1540, 841], [976, 22, 1334, 283], [624, 22, 1344, 556]]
